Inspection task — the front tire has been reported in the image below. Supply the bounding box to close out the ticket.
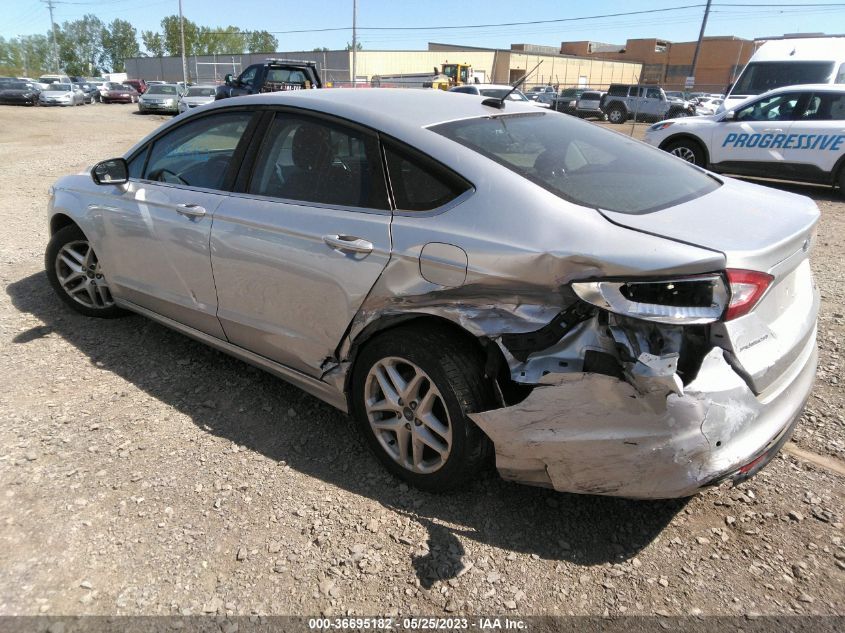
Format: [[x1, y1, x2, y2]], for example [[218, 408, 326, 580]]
[[663, 138, 706, 167], [607, 106, 626, 124], [45, 224, 124, 318], [351, 325, 494, 492]]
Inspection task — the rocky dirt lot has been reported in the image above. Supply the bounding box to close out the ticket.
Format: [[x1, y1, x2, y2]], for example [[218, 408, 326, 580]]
[[0, 104, 842, 619]]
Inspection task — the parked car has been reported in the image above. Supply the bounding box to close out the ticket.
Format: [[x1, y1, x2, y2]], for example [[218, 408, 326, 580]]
[[74, 83, 98, 104], [45, 89, 819, 498], [177, 85, 217, 113], [100, 82, 139, 104], [0, 81, 40, 106], [645, 84, 845, 195], [601, 84, 695, 124], [553, 87, 587, 114], [575, 90, 607, 119], [39, 82, 85, 106], [138, 83, 182, 114], [124, 79, 147, 94], [694, 97, 724, 116], [448, 83, 534, 104], [526, 85, 556, 107]]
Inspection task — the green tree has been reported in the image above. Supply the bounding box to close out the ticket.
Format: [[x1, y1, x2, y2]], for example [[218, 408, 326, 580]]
[[345, 41, 362, 51], [246, 30, 278, 53], [312, 47, 330, 52], [100, 19, 139, 72], [59, 14, 104, 75], [197, 25, 245, 55], [160, 14, 200, 57], [141, 30, 164, 57]]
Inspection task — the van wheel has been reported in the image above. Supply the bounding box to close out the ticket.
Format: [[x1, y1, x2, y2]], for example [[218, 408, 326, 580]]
[[664, 138, 706, 167], [351, 325, 494, 492], [607, 106, 626, 124]]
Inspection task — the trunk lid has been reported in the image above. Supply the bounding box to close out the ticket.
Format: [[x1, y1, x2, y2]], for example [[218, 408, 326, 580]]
[[600, 177, 820, 395], [599, 177, 818, 274]]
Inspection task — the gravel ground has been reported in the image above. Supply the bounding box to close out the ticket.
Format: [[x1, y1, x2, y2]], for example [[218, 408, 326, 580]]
[[0, 104, 843, 619]]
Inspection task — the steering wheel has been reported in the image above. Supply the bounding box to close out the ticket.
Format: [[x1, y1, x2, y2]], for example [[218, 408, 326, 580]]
[[152, 169, 188, 185]]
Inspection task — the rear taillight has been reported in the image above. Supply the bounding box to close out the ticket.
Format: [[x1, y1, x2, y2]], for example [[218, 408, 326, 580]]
[[724, 269, 773, 321]]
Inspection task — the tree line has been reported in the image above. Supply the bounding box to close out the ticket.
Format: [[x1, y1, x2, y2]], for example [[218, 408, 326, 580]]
[[0, 15, 279, 77]]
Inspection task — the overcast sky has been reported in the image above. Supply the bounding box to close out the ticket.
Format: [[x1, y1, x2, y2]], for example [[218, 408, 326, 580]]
[[5, 0, 844, 51]]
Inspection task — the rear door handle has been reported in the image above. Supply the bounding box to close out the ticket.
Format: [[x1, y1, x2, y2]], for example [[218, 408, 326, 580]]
[[176, 203, 207, 218], [323, 234, 373, 254]]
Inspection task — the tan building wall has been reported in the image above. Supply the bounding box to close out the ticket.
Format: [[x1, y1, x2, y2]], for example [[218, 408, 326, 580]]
[[560, 36, 753, 89]]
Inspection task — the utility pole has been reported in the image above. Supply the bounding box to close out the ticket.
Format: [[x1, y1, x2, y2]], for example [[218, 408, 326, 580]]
[[44, 0, 59, 73], [179, 0, 188, 87], [351, 0, 357, 86], [688, 0, 713, 90]]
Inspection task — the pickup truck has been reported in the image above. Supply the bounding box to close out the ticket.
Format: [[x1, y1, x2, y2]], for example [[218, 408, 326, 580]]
[[215, 59, 322, 101]]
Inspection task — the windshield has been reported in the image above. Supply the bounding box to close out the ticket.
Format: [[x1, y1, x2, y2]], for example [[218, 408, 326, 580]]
[[432, 112, 719, 214], [104, 82, 125, 90], [6, 82, 28, 90], [51, 84, 71, 91], [148, 85, 178, 95], [186, 87, 216, 97], [732, 61, 835, 96], [479, 88, 528, 101]]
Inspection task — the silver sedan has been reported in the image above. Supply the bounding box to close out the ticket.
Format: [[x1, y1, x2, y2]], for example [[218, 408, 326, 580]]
[[45, 89, 819, 498]]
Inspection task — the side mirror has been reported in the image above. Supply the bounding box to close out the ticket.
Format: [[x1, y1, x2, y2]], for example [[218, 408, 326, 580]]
[[722, 110, 736, 121], [224, 73, 233, 86], [91, 158, 128, 185]]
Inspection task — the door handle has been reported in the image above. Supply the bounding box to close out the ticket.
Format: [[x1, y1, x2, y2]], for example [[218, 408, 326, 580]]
[[323, 234, 374, 254], [176, 203, 206, 218], [763, 128, 783, 133]]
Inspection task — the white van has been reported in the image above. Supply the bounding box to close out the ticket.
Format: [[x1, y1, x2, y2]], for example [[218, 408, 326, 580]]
[[721, 36, 845, 112]]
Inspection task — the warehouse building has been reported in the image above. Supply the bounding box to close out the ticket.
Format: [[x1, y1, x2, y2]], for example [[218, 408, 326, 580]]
[[560, 36, 755, 91], [124, 43, 642, 89]]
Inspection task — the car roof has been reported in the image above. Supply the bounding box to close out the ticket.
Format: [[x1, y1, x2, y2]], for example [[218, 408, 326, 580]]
[[206, 88, 539, 136], [763, 83, 845, 94]]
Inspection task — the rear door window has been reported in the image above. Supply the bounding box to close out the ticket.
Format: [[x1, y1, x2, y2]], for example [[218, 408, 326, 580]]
[[248, 113, 388, 210]]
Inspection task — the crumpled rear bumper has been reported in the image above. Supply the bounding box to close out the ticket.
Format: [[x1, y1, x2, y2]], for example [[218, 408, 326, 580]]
[[469, 331, 817, 499]]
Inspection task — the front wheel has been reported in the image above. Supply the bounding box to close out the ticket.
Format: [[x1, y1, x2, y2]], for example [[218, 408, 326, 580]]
[[663, 138, 706, 167], [351, 325, 494, 491], [607, 106, 626, 124], [45, 224, 124, 318]]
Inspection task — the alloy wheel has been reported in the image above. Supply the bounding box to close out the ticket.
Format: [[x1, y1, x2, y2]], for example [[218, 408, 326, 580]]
[[55, 240, 114, 309], [364, 356, 453, 474], [670, 146, 698, 163]]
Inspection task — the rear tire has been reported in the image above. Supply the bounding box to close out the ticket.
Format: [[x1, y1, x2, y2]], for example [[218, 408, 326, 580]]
[[45, 224, 125, 319], [351, 325, 495, 492], [607, 106, 627, 124], [663, 138, 706, 167]]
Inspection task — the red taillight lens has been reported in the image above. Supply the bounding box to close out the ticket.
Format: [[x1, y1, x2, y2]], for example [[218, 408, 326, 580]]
[[725, 269, 773, 321]]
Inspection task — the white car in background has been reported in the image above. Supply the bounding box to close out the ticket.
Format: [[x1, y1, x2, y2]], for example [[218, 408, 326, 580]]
[[448, 83, 541, 106], [178, 85, 217, 113], [695, 97, 724, 115], [644, 84, 845, 195]]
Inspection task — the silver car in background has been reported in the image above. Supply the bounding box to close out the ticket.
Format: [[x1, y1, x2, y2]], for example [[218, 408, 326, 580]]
[[39, 82, 85, 106], [45, 90, 818, 498], [575, 90, 607, 119], [178, 85, 217, 113], [138, 83, 182, 114]]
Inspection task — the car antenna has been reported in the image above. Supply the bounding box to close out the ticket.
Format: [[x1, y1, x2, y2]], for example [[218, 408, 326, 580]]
[[482, 60, 543, 110]]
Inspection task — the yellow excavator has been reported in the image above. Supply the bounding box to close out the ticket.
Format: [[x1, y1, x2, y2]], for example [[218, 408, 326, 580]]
[[430, 63, 473, 90]]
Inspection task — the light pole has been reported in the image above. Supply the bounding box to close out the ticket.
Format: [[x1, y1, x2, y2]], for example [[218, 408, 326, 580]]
[[351, 0, 357, 86], [179, 0, 188, 86]]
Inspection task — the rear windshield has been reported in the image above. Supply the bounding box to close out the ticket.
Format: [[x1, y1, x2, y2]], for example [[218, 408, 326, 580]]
[[733, 61, 835, 96], [580, 92, 601, 99], [6, 82, 28, 90], [148, 85, 178, 94], [51, 84, 71, 91], [431, 112, 719, 214], [187, 87, 215, 96]]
